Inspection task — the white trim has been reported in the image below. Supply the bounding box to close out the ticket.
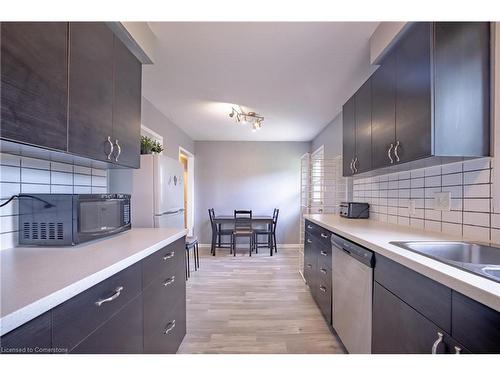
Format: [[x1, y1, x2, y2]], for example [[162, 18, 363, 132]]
[[311, 144, 324, 158], [179, 146, 195, 236]]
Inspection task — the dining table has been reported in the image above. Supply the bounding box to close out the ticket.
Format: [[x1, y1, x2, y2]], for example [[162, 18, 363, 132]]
[[212, 215, 274, 256]]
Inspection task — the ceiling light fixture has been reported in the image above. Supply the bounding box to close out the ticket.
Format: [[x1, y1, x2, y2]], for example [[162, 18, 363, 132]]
[[229, 106, 264, 131]]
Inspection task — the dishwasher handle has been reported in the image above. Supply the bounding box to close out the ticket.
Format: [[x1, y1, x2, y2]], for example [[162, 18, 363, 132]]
[[331, 232, 374, 268]]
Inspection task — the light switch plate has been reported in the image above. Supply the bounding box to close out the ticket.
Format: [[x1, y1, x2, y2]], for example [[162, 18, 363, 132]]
[[408, 200, 417, 216], [434, 191, 451, 211]]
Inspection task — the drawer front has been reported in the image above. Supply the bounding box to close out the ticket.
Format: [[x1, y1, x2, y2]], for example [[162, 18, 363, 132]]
[[52, 261, 142, 351], [451, 291, 500, 353], [71, 294, 143, 354], [305, 220, 332, 248], [315, 278, 332, 324], [0, 312, 52, 354], [317, 241, 332, 264], [143, 237, 185, 288], [374, 254, 452, 332], [143, 264, 187, 353]]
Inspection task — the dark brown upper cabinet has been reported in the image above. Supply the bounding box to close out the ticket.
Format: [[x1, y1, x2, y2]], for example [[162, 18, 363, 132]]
[[342, 96, 356, 176], [354, 79, 372, 173], [0, 22, 143, 169], [1, 22, 69, 151], [342, 22, 490, 177], [112, 37, 142, 169], [68, 22, 114, 163]]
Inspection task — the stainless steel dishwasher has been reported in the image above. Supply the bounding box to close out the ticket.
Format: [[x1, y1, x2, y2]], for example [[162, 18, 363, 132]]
[[331, 232, 374, 354]]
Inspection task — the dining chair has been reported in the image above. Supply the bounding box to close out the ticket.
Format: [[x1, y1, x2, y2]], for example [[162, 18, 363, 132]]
[[254, 208, 279, 255], [232, 210, 254, 256], [185, 235, 199, 280], [208, 208, 233, 256]]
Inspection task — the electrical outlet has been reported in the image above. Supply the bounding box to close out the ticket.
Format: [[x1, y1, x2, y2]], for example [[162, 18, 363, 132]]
[[433, 191, 451, 211], [408, 200, 417, 216]]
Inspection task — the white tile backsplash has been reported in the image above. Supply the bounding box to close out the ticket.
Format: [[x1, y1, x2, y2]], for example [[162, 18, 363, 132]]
[[0, 153, 108, 250], [352, 157, 497, 243]]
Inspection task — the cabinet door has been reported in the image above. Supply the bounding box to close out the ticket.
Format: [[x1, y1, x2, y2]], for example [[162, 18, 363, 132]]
[[303, 232, 316, 287], [433, 22, 490, 157], [371, 52, 396, 169], [373, 282, 454, 354], [395, 22, 432, 163], [342, 96, 356, 176], [112, 36, 142, 168], [68, 22, 114, 162], [0, 312, 52, 354], [71, 294, 143, 354], [354, 79, 372, 173], [1, 22, 68, 151]]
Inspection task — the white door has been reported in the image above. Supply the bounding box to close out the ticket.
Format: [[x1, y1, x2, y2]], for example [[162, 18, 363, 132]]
[[153, 155, 184, 215]]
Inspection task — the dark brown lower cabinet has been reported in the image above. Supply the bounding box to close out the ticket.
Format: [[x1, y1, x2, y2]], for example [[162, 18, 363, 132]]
[[0, 312, 52, 354], [71, 294, 143, 354]]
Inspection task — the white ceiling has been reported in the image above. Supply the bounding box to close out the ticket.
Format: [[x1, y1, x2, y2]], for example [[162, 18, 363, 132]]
[[142, 22, 379, 142]]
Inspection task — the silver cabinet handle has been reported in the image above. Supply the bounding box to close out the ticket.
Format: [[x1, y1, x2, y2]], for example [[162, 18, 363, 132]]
[[163, 276, 175, 286], [388, 143, 394, 164], [320, 250, 328, 256], [163, 320, 176, 335], [319, 268, 327, 274], [307, 239, 312, 244], [394, 140, 400, 162], [320, 233, 329, 239], [454, 346, 462, 354], [307, 225, 313, 229], [114, 139, 122, 162], [353, 157, 358, 173], [319, 285, 327, 293], [431, 332, 444, 354], [350, 159, 354, 174], [307, 263, 313, 268], [95, 286, 124, 307], [105, 136, 114, 160], [163, 251, 175, 261]]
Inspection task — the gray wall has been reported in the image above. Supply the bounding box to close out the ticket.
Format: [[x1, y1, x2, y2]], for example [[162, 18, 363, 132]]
[[109, 97, 195, 193], [194, 141, 310, 245], [310, 112, 342, 157]]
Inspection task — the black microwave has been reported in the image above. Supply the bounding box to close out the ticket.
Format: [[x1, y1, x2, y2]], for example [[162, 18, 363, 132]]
[[18, 194, 131, 246]]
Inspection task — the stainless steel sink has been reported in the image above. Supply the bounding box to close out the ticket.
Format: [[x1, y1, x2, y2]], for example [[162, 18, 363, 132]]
[[390, 241, 500, 283]]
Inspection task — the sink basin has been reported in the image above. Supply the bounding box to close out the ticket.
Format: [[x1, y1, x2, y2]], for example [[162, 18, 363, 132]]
[[390, 241, 500, 283]]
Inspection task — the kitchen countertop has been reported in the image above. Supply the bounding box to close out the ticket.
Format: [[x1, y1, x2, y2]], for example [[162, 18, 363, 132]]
[[0, 227, 187, 336], [304, 214, 500, 313]]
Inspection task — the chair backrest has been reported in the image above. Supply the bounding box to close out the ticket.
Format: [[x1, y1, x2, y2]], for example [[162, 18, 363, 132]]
[[272, 208, 279, 231], [234, 210, 252, 231], [208, 208, 215, 229]]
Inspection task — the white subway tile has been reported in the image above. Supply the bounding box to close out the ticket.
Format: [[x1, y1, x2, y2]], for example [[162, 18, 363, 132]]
[[0, 165, 20, 183], [74, 166, 92, 175], [425, 209, 442, 221], [51, 171, 73, 185], [398, 216, 410, 226], [425, 220, 442, 233], [442, 211, 462, 224], [91, 168, 107, 177], [388, 206, 398, 215], [442, 222, 462, 236], [0, 231, 17, 251], [0, 215, 18, 234], [441, 162, 463, 174], [425, 187, 441, 198], [425, 166, 441, 177], [21, 168, 50, 184], [410, 218, 425, 229], [74, 174, 92, 186], [450, 199, 463, 211], [92, 187, 107, 194], [0, 154, 21, 167], [388, 215, 398, 224], [464, 170, 490, 185], [491, 229, 500, 245], [425, 175, 441, 188], [398, 171, 411, 180], [50, 185, 73, 193], [463, 158, 491, 172], [74, 186, 91, 194], [463, 212, 490, 227], [398, 179, 410, 189], [388, 180, 398, 189], [21, 184, 50, 193], [50, 161, 73, 173], [0, 182, 20, 199], [464, 184, 491, 198], [410, 188, 424, 199], [463, 225, 490, 242], [410, 169, 425, 178], [398, 189, 410, 199], [412, 208, 425, 219], [21, 156, 50, 170], [442, 185, 462, 199], [492, 214, 500, 229], [0, 198, 18, 216], [442, 173, 462, 186], [398, 207, 409, 217], [410, 178, 424, 188], [388, 173, 399, 181], [463, 198, 491, 213]]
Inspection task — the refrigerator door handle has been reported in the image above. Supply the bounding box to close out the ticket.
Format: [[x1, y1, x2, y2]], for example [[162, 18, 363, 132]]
[[157, 209, 183, 216]]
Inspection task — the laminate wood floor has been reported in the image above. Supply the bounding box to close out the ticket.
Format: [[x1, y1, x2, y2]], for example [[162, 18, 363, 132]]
[[178, 247, 345, 354]]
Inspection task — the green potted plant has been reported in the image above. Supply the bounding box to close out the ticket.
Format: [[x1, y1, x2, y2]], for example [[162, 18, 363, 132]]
[[141, 136, 164, 155]]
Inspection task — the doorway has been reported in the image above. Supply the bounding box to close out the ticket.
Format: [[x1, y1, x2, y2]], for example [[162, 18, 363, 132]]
[[179, 147, 195, 236]]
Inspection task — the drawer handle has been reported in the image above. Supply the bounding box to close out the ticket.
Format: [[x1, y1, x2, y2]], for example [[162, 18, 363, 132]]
[[163, 320, 176, 335], [320, 250, 328, 256], [319, 285, 327, 293], [320, 268, 327, 274], [431, 332, 444, 354], [95, 286, 124, 307], [307, 239, 312, 244], [163, 276, 176, 286], [163, 251, 175, 261], [320, 233, 329, 239], [307, 225, 313, 229], [454, 346, 462, 354], [307, 263, 313, 268]]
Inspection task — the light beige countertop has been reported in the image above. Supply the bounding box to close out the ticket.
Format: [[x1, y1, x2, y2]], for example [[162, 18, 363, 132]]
[[0, 227, 187, 336], [304, 214, 500, 313]]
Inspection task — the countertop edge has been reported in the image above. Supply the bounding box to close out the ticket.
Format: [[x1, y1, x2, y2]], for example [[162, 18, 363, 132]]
[[304, 215, 500, 313], [0, 229, 187, 336]]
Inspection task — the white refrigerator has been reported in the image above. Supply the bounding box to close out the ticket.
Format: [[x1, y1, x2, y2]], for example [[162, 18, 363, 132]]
[[131, 154, 185, 229]]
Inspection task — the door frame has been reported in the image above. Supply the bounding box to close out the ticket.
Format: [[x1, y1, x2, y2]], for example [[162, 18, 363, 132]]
[[179, 146, 195, 236]]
